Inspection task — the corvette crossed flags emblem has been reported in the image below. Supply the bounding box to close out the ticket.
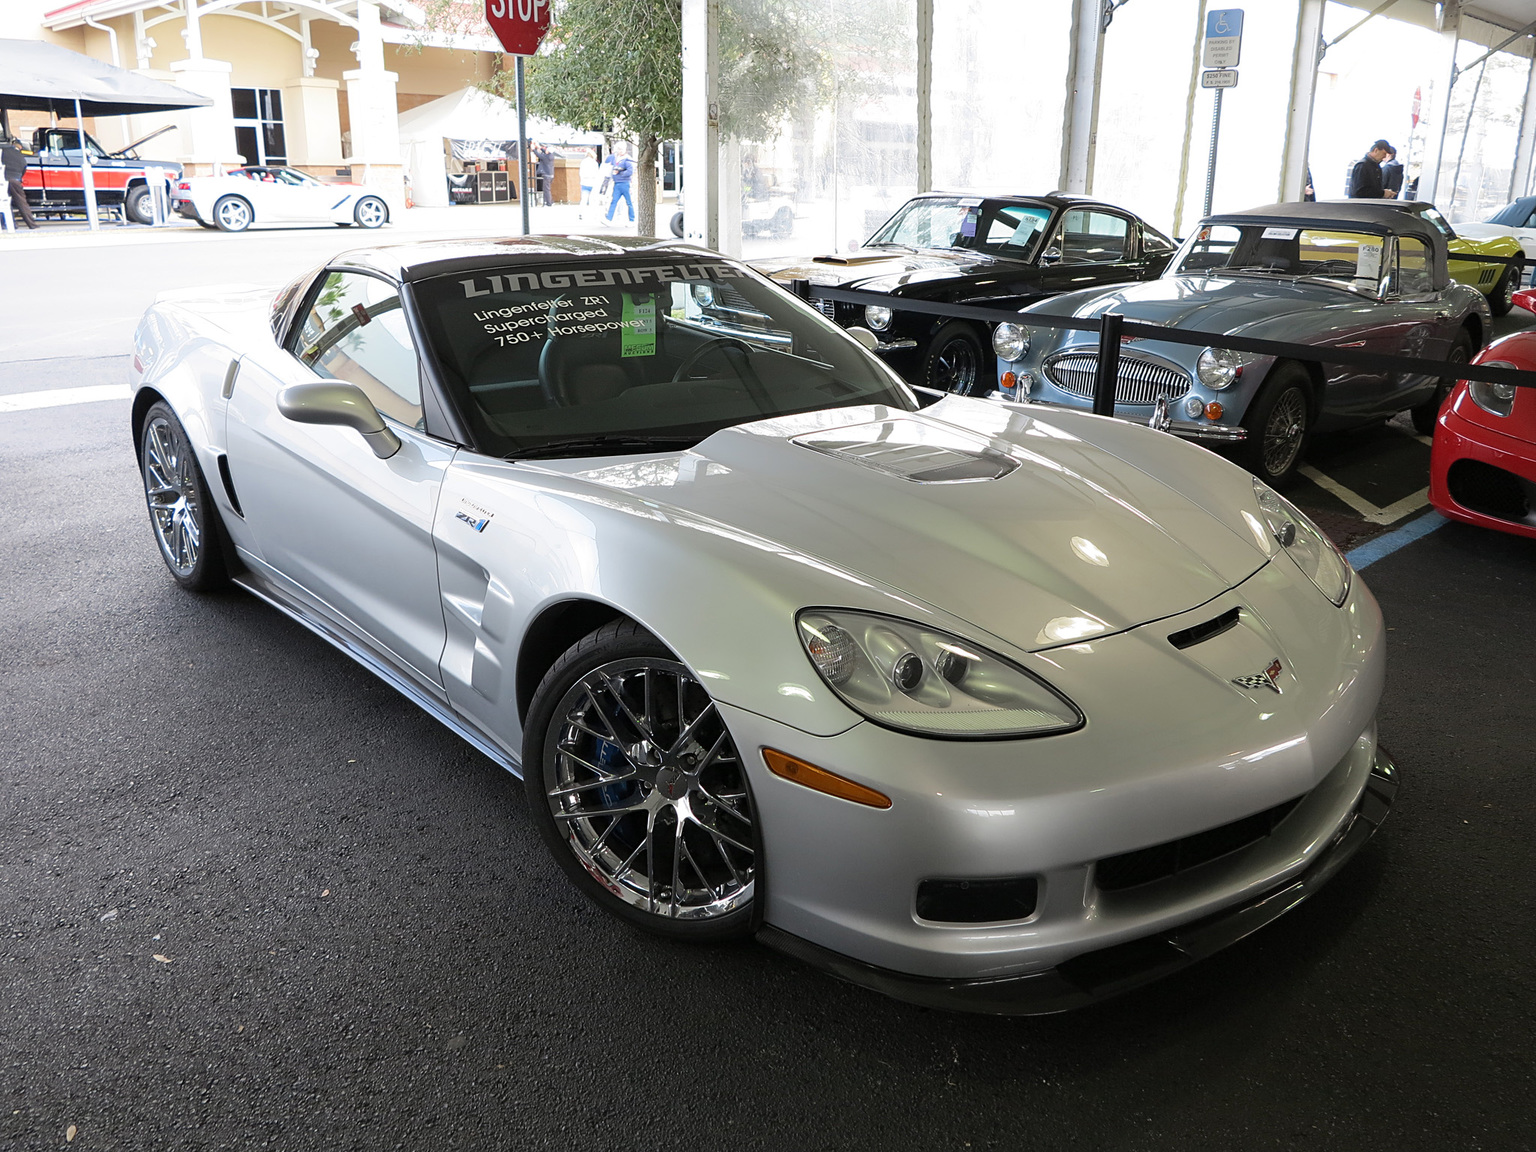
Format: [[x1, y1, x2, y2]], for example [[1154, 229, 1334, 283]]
[[1232, 659, 1284, 694]]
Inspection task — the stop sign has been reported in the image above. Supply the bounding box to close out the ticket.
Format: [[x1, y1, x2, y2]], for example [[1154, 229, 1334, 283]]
[[485, 0, 551, 56]]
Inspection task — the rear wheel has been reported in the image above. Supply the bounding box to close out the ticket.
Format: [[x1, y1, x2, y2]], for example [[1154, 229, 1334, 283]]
[[212, 195, 252, 232], [139, 402, 229, 592], [353, 195, 388, 228], [922, 322, 985, 395], [125, 184, 153, 225], [1488, 263, 1518, 317], [1412, 329, 1474, 435], [1237, 364, 1312, 487], [524, 619, 759, 942]]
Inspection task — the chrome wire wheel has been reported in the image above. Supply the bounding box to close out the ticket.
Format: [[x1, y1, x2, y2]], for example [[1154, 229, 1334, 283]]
[[543, 657, 755, 922], [142, 414, 203, 579], [1262, 387, 1308, 478]]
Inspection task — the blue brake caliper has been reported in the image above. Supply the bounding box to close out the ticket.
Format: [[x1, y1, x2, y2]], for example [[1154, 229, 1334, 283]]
[[594, 739, 636, 808]]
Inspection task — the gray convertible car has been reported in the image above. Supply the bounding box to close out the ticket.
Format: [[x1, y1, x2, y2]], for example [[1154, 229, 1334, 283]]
[[992, 202, 1491, 484]]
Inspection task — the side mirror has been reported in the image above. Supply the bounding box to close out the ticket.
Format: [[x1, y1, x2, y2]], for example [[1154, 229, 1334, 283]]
[[277, 382, 401, 459], [1040, 246, 1063, 265], [845, 326, 880, 352]]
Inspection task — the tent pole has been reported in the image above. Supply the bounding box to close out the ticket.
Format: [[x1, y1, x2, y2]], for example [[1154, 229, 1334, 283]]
[[76, 98, 100, 232]]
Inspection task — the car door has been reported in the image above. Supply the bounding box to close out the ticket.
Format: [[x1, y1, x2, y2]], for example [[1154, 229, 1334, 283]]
[[1036, 208, 1141, 296], [272, 168, 337, 222], [225, 268, 455, 691]]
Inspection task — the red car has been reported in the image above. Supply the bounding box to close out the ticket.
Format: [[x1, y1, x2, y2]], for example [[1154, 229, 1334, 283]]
[[1430, 289, 1536, 538]]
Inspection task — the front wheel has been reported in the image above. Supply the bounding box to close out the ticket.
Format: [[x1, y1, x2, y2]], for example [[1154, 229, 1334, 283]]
[[139, 402, 229, 592], [1237, 365, 1312, 487], [523, 619, 759, 942], [921, 322, 985, 395], [125, 185, 153, 225], [353, 196, 388, 229], [212, 195, 252, 232], [1411, 329, 1473, 435]]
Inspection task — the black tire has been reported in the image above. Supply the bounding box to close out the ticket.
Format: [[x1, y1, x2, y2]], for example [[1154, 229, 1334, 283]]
[[139, 402, 230, 592], [670, 210, 684, 238], [124, 184, 153, 225], [1236, 364, 1312, 487], [353, 195, 388, 228], [1488, 263, 1519, 317], [196, 219, 218, 230], [523, 619, 760, 942], [921, 322, 986, 395], [1411, 329, 1474, 435], [212, 194, 252, 232]]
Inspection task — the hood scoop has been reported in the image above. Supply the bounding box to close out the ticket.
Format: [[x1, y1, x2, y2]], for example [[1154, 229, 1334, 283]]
[[793, 417, 1019, 483], [812, 250, 903, 265]]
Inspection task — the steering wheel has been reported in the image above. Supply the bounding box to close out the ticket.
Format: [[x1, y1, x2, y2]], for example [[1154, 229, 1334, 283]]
[[670, 336, 757, 383]]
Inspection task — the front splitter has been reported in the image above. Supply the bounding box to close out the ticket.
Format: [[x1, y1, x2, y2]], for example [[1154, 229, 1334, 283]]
[[758, 747, 1399, 1016]]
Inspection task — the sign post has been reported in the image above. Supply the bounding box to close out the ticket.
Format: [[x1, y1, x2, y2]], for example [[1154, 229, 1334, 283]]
[[484, 0, 552, 235], [1201, 9, 1243, 218]]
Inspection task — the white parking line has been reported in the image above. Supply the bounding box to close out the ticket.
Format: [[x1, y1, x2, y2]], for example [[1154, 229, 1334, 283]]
[[0, 384, 132, 413], [1298, 463, 1429, 525]]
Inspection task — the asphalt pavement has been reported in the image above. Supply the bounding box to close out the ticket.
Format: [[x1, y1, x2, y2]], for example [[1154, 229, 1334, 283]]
[[1, 226, 1533, 1151]]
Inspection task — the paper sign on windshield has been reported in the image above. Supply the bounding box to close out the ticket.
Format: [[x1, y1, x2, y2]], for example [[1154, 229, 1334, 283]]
[[1357, 242, 1383, 280], [621, 294, 656, 357], [1261, 227, 1298, 240]]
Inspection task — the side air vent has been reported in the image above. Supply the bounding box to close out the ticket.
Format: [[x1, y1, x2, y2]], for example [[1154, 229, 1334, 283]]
[[217, 454, 244, 517], [1168, 606, 1240, 650]]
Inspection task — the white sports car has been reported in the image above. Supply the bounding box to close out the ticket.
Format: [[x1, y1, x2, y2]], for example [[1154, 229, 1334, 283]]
[[172, 164, 390, 232], [129, 237, 1396, 1013]]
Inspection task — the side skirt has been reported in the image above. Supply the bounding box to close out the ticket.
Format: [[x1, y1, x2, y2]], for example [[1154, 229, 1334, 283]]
[[232, 570, 523, 778]]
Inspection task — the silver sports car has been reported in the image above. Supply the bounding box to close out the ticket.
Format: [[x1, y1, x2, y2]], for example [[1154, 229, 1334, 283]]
[[130, 236, 1396, 1014]]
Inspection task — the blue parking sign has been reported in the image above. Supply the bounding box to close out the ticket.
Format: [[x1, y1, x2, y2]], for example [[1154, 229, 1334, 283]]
[[1206, 9, 1243, 38]]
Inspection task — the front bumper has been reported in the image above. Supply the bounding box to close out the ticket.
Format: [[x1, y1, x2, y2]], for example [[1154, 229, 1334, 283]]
[[1430, 396, 1536, 539], [760, 745, 1397, 1015]]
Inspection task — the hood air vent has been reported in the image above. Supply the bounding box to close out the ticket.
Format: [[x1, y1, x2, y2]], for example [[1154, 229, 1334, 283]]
[[793, 417, 1020, 483]]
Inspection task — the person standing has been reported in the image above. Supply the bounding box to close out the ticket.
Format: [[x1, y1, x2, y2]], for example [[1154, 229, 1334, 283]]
[[578, 147, 600, 219], [535, 142, 556, 207], [1347, 140, 1392, 198], [1382, 146, 1405, 200], [605, 141, 635, 226], [2, 138, 39, 229]]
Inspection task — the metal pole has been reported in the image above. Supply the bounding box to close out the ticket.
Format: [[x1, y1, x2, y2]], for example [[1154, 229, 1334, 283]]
[[76, 98, 100, 232], [515, 55, 529, 237], [1202, 87, 1223, 218], [1093, 312, 1123, 417], [916, 0, 933, 193]]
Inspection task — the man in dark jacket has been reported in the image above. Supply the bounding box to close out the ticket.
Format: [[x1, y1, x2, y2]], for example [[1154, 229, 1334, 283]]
[[534, 142, 555, 207], [1382, 147, 1405, 199], [1347, 140, 1392, 198], [2, 138, 39, 229]]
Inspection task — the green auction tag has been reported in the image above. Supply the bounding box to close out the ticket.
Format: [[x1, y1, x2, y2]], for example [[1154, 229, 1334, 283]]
[[621, 294, 656, 358]]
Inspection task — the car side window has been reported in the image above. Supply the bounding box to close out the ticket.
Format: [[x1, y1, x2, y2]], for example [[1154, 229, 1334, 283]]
[[291, 272, 424, 430], [1395, 237, 1433, 296], [1523, 209, 1536, 229], [1055, 210, 1130, 264], [1141, 226, 1176, 258]]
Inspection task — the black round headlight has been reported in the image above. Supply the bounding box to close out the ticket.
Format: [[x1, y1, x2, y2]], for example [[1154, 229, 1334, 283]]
[[892, 652, 924, 694]]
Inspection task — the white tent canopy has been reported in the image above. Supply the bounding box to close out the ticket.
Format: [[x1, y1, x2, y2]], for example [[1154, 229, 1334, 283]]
[[398, 87, 603, 207]]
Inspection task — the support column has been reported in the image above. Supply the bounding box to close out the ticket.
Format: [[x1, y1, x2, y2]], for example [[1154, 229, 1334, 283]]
[[1059, 0, 1106, 194], [1511, 54, 1536, 200], [681, 0, 720, 251], [1279, 0, 1326, 201], [342, 0, 403, 209], [1420, 1, 1461, 206], [169, 0, 239, 176], [281, 77, 342, 170], [916, 0, 933, 194]]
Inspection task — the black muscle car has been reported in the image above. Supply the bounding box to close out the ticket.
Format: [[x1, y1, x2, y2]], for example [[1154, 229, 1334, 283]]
[[755, 192, 1176, 393]]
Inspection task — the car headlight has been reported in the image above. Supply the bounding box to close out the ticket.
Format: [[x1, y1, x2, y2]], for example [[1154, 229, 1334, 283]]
[[1252, 479, 1352, 606], [1468, 363, 1517, 417], [796, 609, 1083, 739], [1196, 347, 1245, 389], [992, 322, 1029, 362], [864, 305, 893, 331]]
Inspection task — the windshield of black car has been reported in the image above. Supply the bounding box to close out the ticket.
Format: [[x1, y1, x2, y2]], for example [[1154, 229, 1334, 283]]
[[411, 259, 916, 457], [1172, 223, 1387, 295], [867, 198, 1054, 259]]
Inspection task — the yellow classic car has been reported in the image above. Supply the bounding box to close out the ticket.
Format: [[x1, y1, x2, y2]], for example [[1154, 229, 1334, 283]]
[[1381, 200, 1524, 315]]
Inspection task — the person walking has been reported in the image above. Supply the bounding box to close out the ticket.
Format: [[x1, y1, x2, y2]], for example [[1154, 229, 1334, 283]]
[[1382, 147, 1405, 200], [578, 148, 600, 219], [605, 141, 635, 226], [535, 142, 556, 207], [1346, 140, 1392, 199], [2, 138, 39, 229]]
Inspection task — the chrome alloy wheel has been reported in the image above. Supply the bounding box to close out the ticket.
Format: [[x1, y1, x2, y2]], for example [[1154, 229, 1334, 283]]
[[543, 658, 755, 921], [1262, 387, 1308, 478], [142, 415, 203, 578], [934, 338, 978, 393], [214, 196, 251, 231], [355, 197, 387, 228]]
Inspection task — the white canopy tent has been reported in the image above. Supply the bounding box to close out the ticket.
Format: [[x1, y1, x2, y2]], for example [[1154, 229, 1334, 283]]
[[398, 87, 603, 207]]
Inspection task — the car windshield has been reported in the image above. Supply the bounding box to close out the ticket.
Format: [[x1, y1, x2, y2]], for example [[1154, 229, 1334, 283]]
[[867, 197, 1055, 260], [411, 257, 916, 458], [1171, 223, 1388, 296]]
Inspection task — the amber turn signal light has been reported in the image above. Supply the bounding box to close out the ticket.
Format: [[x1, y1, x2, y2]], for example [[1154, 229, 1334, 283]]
[[1205, 401, 1224, 421], [1001, 371, 1018, 390], [762, 748, 892, 809]]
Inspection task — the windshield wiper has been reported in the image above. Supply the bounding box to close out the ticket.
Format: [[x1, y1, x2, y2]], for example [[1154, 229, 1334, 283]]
[[509, 435, 700, 461], [866, 241, 916, 252]]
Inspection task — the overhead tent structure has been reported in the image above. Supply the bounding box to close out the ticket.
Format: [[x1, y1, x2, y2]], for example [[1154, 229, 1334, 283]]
[[0, 37, 211, 231], [397, 87, 602, 208]]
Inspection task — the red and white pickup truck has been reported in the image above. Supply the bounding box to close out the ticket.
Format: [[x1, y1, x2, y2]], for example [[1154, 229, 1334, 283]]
[[18, 125, 183, 225]]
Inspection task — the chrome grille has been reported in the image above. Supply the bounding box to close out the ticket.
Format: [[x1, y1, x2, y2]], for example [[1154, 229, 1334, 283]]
[[812, 297, 836, 320], [1044, 352, 1192, 405]]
